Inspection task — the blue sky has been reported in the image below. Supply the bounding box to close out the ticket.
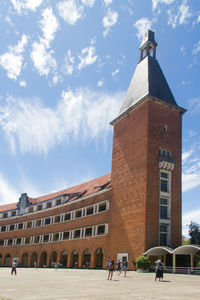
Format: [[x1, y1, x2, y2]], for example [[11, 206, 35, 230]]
[[0, 0, 199, 236]]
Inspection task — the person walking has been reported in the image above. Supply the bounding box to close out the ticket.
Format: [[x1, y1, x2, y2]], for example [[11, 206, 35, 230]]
[[155, 260, 164, 281], [122, 259, 128, 277], [11, 260, 17, 275], [117, 260, 122, 274]]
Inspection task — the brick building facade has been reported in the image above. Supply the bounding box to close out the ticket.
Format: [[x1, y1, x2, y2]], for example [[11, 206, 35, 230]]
[[0, 31, 186, 270]]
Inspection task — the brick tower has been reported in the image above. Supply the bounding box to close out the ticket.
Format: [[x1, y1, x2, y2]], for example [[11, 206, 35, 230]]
[[108, 30, 186, 264]]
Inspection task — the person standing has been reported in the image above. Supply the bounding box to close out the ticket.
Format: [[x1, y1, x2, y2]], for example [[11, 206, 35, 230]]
[[117, 260, 122, 275], [11, 260, 17, 275], [107, 260, 115, 280]]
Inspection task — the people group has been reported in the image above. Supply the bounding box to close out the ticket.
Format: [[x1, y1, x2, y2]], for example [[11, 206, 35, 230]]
[[106, 257, 128, 280]]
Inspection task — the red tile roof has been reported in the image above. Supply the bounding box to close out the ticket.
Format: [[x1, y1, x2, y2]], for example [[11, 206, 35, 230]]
[[0, 173, 111, 213]]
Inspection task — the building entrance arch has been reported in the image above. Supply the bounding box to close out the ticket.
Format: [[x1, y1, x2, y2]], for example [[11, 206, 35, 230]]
[[22, 253, 28, 267], [40, 252, 47, 267], [30, 252, 37, 267], [4, 254, 11, 266], [82, 248, 91, 268], [71, 250, 79, 268], [60, 250, 68, 267], [95, 248, 103, 269], [49, 251, 57, 267]]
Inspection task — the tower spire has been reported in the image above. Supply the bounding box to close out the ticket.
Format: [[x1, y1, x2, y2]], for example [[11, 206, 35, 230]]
[[139, 29, 157, 61]]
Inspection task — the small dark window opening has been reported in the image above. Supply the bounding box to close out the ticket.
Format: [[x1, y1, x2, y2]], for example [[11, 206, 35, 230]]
[[34, 236, 40, 243], [54, 215, 61, 223], [10, 224, 15, 231], [8, 239, 13, 246], [53, 233, 59, 241], [75, 210, 82, 218], [56, 199, 61, 206], [18, 223, 23, 230], [3, 213, 8, 218], [16, 238, 21, 245], [28, 207, 33, 213], [37, 204, 42, 211], [46, 202, 52, 208], [99, 203, 107, 212], [86, 207, 94, 216], [45, 218, 51, 225], [74, 229, 81, 239], [161, 180, 168, 192], [63, 231, 70, 240], [11, 211, 16, 217], [25, 237, 31, 244], [35, 220, 41, 227], [0, 240, 4, 246], [64, 213, 71, 221], [43, 235, 49, 242], [85, 227, 93, 237], [27, 221, 32, 228], [1, 226, 6, 232], [97, 225, 105, 235]]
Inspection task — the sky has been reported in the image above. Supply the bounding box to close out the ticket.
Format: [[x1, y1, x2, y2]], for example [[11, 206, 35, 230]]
[[0, 0, 199, 237]]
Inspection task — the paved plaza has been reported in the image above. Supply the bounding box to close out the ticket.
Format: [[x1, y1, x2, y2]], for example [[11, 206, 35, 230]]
[[0, 268, 199, 300]]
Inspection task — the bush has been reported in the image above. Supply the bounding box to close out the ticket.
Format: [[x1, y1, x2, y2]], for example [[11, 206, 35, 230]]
[[135, 256, 150, 270]]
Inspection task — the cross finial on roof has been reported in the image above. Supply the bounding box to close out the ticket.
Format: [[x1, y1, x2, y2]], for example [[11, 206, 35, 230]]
[[139, 29, 157, 61]]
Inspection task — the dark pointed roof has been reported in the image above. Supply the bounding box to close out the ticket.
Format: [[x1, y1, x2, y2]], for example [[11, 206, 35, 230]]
[[111, 30, 186, 125]]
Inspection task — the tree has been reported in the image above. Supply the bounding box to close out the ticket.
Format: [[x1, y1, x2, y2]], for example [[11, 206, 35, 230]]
[[188, 221, 200, 244]]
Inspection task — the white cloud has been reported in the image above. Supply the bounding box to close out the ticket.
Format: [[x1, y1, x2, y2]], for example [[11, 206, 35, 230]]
[[20, 80, 27, 87], [112, 68, 119, 78], [0, 173, 19, 205], [103, 8, 118, 37], [197, 15, 200, 23], [57, 0, 84, 25], [81, 0, 95, 7], [192, 41, 200, 55], [180, 45, 186, 55], [182, 209, 200, 236], [152, 0, 175, 11], [97, 79, 104, 87], [78, 45, 98, 70], [134, 17, 152, 41], [0, 34, 28, 80], [62, 50, 75, 75], [9, 0, 43, 14], [39, 7, 59, 48], [104, 0, 112, 6], [30, 42, 57, 76], [167, 0, 192, 28], [0, 90, 124, 154]]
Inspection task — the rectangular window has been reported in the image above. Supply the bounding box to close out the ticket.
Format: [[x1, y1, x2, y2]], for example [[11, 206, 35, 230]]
[[45, 218, 51, 225], [99, 203, 107, 212], [97, 225, 105, 235], [63, 231, 70, 240], [34, 236, 40, 244], [54, 215, 61, 223], [53, 233, 59, 241], [56, 199, 61, 206], [1, 226, 6, 232], [18, 223, 23, 230], [8, 239, 13, 246], [85, 227, 93, 237], [11, 211, 16, 217], [75, 210, 82, 218], [86, 207, 94, 216], [160, 225, 168, 246], [37, 204, 42, 211], [25, 237, 31, 244], [64, 213, 71, 221], [161, 179, 168, 192], [35, 220, 41, 227], [27, 221, 32, 228], [0, 240, 4, 246], [74, 229, 81, 239], [160, 206, 168, 219], [43, 235, 49, 242], [28, 207, 33, 213], [3, 213, 8, 218], [10, 224, 15, 231], [16, 238, 21, 245], [161, 172, 168, 179], [46, 202, 52, 208]]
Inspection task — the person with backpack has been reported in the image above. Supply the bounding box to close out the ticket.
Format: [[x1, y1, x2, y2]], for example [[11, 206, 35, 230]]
[[107, 259, 115, 280]]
